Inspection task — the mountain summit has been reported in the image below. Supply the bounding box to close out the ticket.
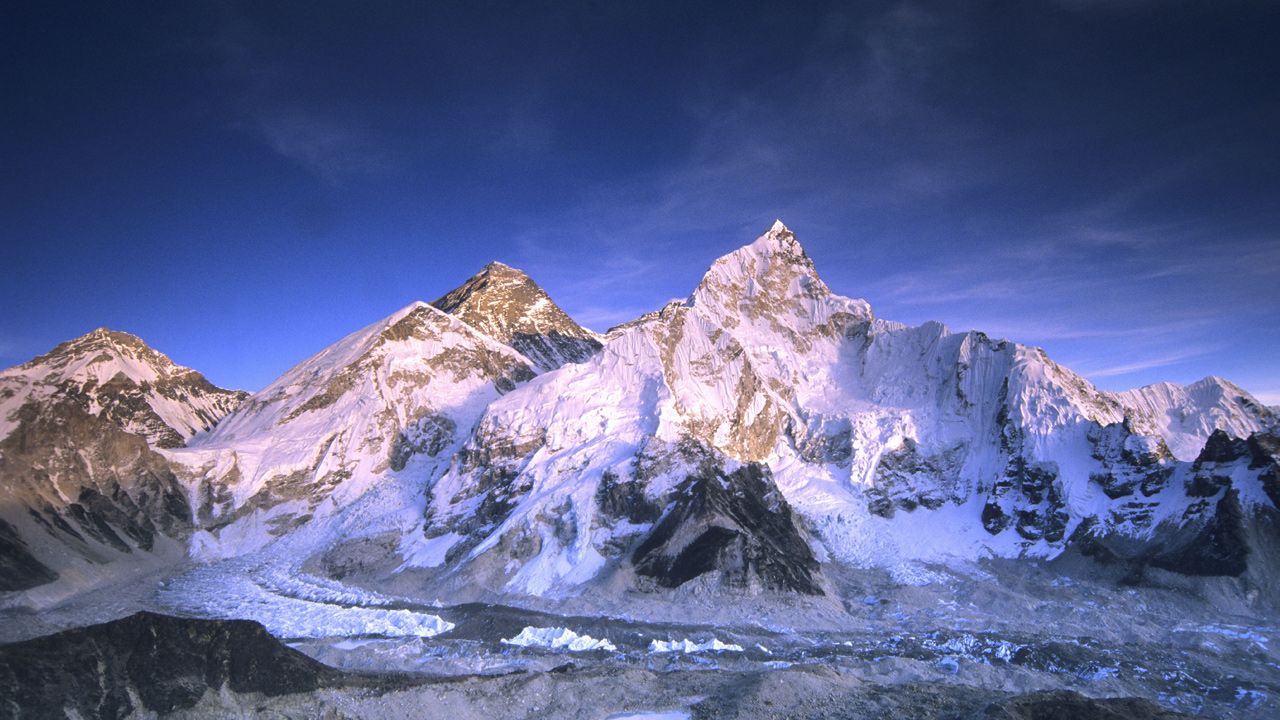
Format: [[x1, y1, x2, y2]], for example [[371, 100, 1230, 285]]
[[0, 328, 246, 449], [431, 262, 602, 372]]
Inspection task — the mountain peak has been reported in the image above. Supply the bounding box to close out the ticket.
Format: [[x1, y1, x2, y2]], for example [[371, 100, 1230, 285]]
[[431, 263, 602, 373], [689, 223, 829, 311], [481, 260, 523, 276], [1, 329, 246, 449], [20, 327, 174, 378]]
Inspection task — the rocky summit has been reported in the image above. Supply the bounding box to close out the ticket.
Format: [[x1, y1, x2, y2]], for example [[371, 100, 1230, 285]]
[[1, 222, 1277, 718]]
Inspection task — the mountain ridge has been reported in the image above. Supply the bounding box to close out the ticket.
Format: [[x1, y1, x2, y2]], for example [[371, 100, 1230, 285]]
[[1, 222, 1276, 609]]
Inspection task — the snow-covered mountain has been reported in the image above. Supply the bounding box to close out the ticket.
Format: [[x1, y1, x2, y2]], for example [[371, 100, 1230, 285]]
[[2, 222, 1276, 608], [0, 330, 245, 592], [0, 329, 245, 450], [175, 301, 539, 559], [400, 222, 1278, 598]]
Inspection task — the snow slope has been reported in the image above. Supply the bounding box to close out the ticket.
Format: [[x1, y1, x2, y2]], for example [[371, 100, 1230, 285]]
[[170, 301, 538, 558]]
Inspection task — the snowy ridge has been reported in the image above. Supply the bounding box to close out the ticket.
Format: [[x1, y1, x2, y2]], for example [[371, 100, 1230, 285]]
[[170, 301, 538, 557], [0, 328, 245, 449], [1115, 376, 1277, 461], [394, 222, 1278, 596]]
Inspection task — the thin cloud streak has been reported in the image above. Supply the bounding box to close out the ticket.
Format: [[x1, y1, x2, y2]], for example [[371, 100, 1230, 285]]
[[1077, 345, 1222, 379]]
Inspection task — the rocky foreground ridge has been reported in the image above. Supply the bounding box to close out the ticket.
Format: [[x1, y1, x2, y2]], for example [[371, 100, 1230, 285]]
[[0, 222, 1277, 607]]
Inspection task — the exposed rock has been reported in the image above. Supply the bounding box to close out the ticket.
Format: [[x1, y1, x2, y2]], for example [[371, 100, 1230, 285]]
[[1151, 489, 1249, 577], [0, 400, 192, 587], [980, 689, 1196, 719], [0, 611, 343, 719], [867, 438, 964, 518], [595, 470, 662, 525], [1194, 429, 1249, 467], [432, 261, 602, 372], [632, 463, 823, 595], [0, 517, 58, 591]]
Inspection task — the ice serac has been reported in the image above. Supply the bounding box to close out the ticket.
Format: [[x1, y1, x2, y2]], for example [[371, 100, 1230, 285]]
[[178, 301, 538, 557], [0, 330, 245, 593], [431, 261, 603, 373]]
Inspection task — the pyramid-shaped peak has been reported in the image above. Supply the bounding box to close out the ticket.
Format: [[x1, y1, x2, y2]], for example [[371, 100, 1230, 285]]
[[431, 262, 544, 319], [480, 260, 526, 277], [747, 219, 804, 256], [19, 326, 170, 374], [431, 262, 602, 372], [694, 222, 824, 299]]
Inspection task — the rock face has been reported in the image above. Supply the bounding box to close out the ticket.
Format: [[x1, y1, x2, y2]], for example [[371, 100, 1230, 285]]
[[432, 261, 603, 372], [0, 331, 244, 592], [0, 611, 342, 720], [0, 518, 57, 592], [631, 463, 823, 594]]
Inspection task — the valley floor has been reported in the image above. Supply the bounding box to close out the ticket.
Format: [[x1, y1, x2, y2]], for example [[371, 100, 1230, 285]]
[[2, 555, 1277, 719]]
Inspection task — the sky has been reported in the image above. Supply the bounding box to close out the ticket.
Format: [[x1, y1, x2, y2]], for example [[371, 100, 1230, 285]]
[[3, 1, 1278, 403]]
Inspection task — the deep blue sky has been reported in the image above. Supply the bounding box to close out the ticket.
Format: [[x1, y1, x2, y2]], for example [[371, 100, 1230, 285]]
[[3, 1, 1278, 403]]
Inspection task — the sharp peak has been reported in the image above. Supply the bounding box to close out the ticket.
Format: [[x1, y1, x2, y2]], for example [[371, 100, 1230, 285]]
[[703, 221, 815, 277], [63, 327, 151, 354], [478, 260, 532, 279], [727, 220, 805, 260]]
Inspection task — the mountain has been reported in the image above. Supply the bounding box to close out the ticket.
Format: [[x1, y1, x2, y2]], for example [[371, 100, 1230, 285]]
[[431, 261, 602, 373], [2, 222, 1276, 609], [175, 301, 539, 559], [0, 330, 245, 593], [0, 611, 343, 719], [0, 329, 245, 450], [398, 221, 1278, 599]]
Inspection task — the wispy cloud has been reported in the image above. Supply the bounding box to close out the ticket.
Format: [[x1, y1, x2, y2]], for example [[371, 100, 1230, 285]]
[[205, 5, 405, 184], [254, 111, 396, 185], [1074, 345, 1221, 378]]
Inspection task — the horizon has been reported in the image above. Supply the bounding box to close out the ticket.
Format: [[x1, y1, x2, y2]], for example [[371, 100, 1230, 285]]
[[9, 222, 1276, 409], [3, 2, 1277, 402]]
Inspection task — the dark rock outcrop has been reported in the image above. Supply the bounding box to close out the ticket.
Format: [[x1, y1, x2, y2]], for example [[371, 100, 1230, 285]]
[[0, 517, 58, 591], [980, 689, 1196, 719], [0, 611, 343, 720], [632, 463, 823, 595], [1150, 489, 1250, 577]]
